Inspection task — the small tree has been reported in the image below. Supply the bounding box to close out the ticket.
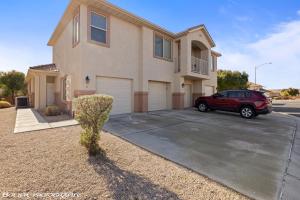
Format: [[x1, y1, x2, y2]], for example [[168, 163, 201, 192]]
[[0, 71, 26, 104], [217, 70, 249, 91], [280, 88, 299, 97], [75, 94, 113, 155]]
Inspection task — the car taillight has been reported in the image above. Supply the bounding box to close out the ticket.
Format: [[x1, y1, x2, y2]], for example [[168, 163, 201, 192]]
[[254, 101, 265, 107]]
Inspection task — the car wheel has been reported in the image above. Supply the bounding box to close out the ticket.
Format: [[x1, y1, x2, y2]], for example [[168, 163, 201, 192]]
[[198, 102, 208, 112], [240, 106, 255, 119]]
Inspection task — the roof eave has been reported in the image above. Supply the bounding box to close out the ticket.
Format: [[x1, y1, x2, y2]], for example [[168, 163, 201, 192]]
[[175, 25, 216, 47], [48, 0, 217, 49]]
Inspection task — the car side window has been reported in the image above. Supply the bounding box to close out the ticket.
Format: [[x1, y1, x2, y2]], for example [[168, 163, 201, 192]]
[[245, 91, 251, 97], [227, 91, 248, 98], [219, 91, 227, 97], [227, 91, 238, 98]]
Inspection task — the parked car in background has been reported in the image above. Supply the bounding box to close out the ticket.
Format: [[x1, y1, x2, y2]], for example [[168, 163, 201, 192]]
[[194, 90, 272, 118]]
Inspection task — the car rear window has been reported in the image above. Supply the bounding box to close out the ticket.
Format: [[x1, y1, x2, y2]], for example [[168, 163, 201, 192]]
[[253, 91, 267, 98]]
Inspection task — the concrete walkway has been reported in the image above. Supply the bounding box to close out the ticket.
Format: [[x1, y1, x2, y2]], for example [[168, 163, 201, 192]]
[[14, 108, 78, 133]]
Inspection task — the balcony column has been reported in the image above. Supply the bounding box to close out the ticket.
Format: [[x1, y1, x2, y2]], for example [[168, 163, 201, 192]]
[[179, 37, 190, 75], [207, 49, 212, 76]]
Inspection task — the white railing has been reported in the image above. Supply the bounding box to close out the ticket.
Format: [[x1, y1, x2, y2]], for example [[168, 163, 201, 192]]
[[191, 56, 209, 75]]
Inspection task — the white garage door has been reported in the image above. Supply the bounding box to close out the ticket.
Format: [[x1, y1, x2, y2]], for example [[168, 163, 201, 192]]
[[204, 86, 214, 96], [148, 81, 167, 111], [96, 77, 132, 115], [184, 84, 192, 108]]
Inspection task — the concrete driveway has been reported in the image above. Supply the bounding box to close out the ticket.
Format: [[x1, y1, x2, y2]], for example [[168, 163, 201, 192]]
[[104, 109, 298, 200]]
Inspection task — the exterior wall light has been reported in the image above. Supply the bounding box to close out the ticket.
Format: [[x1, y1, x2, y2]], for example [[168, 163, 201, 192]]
[[85, 76, 90, 84], [181, 83, 185, 88]]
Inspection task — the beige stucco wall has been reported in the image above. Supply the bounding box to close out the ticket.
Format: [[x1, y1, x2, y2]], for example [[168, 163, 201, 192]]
[[49, 2, 219, 111], [52, 6, 82, 101], [79, 5, 140, 92]]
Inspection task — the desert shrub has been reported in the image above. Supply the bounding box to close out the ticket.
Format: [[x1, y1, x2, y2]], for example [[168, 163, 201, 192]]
[[44, 105, 61, 116], [75, 94, 113, 155], [0, 101, 12, 108]]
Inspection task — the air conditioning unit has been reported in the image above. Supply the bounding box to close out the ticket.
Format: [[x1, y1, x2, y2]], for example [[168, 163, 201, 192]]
[[15, 96, 29, 109]]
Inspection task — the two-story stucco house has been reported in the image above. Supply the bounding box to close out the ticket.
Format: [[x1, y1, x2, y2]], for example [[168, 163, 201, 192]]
[[26, 0, 221, 115]]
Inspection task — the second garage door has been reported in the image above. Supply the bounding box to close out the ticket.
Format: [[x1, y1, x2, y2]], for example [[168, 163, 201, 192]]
[[148, 81, 168, 111], [96, 77, 132, 115]]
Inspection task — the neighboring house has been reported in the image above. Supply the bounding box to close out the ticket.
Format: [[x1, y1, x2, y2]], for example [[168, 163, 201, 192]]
[[26, 0, 221, 115], [268, 89, 281, 98], [248, 82, 264, 91]]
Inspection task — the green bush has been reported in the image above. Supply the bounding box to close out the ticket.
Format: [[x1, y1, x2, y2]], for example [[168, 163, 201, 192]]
[[75, 94, 113, 155], [44, 105, 61, 116], [0, 101, 12, 108]]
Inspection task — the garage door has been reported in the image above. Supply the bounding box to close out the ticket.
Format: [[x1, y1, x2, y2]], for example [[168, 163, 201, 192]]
[[96, 77, 132, 115], [184, 84, 192, 108], [204, 86, 214, 96], [148, 81, 167, 111]]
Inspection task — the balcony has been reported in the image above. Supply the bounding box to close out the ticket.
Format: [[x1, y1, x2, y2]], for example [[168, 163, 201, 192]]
[[191, 56, 209, 75]]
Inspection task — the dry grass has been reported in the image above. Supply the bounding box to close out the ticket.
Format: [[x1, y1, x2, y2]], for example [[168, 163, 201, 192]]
[[0, 108, 248, 200]]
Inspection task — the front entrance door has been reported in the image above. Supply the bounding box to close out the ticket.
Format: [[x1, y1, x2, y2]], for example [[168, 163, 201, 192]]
[[46, 76, 55, 106]]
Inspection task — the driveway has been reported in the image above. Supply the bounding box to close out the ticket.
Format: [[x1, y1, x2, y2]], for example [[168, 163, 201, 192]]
[[104, 109, 298, 200]]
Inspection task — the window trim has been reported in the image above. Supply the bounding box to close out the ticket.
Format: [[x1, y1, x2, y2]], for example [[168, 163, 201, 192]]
[[87, 7, 110, 47], [153, 32, 173, 62], [72, 7, 80, 48], [61, 77, 67, 101]]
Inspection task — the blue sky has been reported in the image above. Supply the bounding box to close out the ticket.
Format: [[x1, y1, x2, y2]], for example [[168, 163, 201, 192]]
[[0, 0, 299, 89]]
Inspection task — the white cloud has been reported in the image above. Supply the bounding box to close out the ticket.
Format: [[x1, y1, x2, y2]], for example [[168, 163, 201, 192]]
[[218, 20, 300, 89], [235, 16, 252, 22]]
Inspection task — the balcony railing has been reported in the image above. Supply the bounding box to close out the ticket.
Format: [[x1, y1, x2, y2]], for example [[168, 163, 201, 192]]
[[191, 56, 209, 75]]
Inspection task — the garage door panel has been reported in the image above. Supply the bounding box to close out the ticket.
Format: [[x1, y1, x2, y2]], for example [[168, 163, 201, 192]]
[[96, 77, 132, 115], [148, 81, 167, 111]]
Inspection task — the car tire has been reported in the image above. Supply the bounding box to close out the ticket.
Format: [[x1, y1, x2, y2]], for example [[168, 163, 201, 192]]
[[198, 102, 208, 112], [240, 106, 255, 119]]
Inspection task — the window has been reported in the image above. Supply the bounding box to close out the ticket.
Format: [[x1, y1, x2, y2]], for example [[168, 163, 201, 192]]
[[90, 12, 107, 44], [72, 10, 80, 47], [155, 35, 163, 57], [62, 78, 67, 101], [227, 91, 249, 98], [218, 91, 227, 97], [154, 34, 172, 60], [211, 56, 215, 71], [227, 91, 240, 98]]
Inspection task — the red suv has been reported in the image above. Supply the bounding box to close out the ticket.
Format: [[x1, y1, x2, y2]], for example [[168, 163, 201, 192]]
[[194, 90, 272, 118]]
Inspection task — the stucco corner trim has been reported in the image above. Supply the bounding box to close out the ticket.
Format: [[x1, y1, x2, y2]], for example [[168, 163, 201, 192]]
[[134, 91, 148, 112], [172, 92, 184, 109]]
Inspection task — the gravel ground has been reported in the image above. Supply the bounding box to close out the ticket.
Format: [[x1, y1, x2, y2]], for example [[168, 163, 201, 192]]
[[0, 108, 248, 200]]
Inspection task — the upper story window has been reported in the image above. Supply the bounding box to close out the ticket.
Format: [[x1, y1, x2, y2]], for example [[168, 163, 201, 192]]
[[90, 11, 108, 45], [62, 78, 67, 101], [72, 9, 80, 47], [211, 55, 217, 71], [154, 34, 172, 61]]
